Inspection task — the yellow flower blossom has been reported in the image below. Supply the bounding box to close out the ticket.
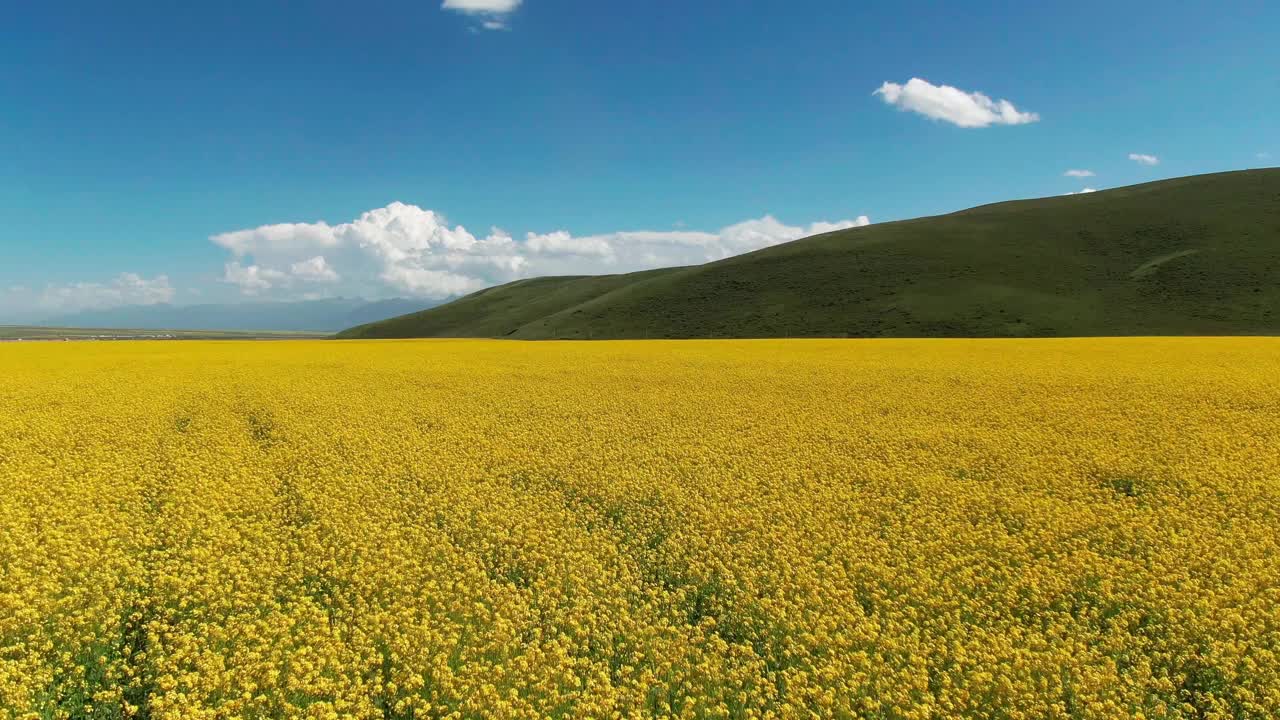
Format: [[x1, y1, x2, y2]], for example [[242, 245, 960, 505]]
[[1, 338, 1277, 719]]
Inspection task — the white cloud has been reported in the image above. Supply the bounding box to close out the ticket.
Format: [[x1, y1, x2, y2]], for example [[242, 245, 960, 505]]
[[209, 204, 872, 300], [1064, 188, 1098, 195], [0, 273, 174, 321], [442, 0, 520, 10], [442, 0, 521, 30], [874, 78, 1039, 128], [1064, 169, 1095, 178], [1128, 153, 1159, 166], [524, 231, 616, 257], [222, 262, 288, 294], [290, 256, 340, 283], [720, 215, 869, 249], [379, 266, 487, 297], [221, 255, 341, 294], [1258, 151, 1272, 160], [212, 221, 339, 257], [44, 273, 174, 311]]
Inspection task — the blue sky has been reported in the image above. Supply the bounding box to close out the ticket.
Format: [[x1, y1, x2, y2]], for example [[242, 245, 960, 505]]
[[1, 0, 1276, 320]]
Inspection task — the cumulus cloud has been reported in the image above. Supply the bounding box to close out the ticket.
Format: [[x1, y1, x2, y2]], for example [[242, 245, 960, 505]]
[[222, 256, 343, 293], [212, 222, 339, 257], [523, 231, 616, 257], [442, 0, 521, 29], [380, 266, 486, 297], [874, 78, 1039, 128], [44, 273, 174, 310], [221, 262, 288, 294], [290, 256, 341, 283], [1129, 153, 1159, 166], [1064, 188, 1098, 195], [1064, 169, 1095, 178], [0, 273, 174, 321], [443, 0, 520, 10], [209, 203, 872, 300]]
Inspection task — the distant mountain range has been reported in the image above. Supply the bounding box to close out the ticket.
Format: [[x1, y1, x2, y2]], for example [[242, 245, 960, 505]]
[[41, 297, 445, 333], [340, 169, 1280, 339]]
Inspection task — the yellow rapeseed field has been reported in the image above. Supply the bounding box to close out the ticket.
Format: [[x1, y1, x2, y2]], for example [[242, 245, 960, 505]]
[[2, 338, 1278, 720]]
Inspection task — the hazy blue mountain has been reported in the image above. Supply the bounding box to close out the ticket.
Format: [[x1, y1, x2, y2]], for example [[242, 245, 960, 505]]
[[339, 298, 448, 328], [41, 297, 445, 333]]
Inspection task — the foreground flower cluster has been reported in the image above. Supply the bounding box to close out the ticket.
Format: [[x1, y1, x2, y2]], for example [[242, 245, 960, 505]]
[[1, 338, 1278, 719]]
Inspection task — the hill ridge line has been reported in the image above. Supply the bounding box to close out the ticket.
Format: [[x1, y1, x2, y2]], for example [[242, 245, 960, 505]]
[[338, 169, 1280, 340]]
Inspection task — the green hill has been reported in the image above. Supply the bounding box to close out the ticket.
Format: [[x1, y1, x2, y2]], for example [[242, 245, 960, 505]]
[[338, 169, 1280, 340]]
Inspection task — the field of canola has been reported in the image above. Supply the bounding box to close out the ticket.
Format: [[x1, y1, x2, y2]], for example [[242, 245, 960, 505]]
[[1, 338, 1279, 720]]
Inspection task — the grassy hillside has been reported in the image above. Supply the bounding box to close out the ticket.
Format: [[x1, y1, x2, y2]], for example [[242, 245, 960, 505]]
[[339, 169, 1280, 339]]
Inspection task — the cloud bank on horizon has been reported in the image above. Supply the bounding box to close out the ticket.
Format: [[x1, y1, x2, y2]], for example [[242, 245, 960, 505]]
[[874, 78, 1039, 128], [0, 206, 873, 321], [2, 274, 176, 320], [211, 204, 873, 299]]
